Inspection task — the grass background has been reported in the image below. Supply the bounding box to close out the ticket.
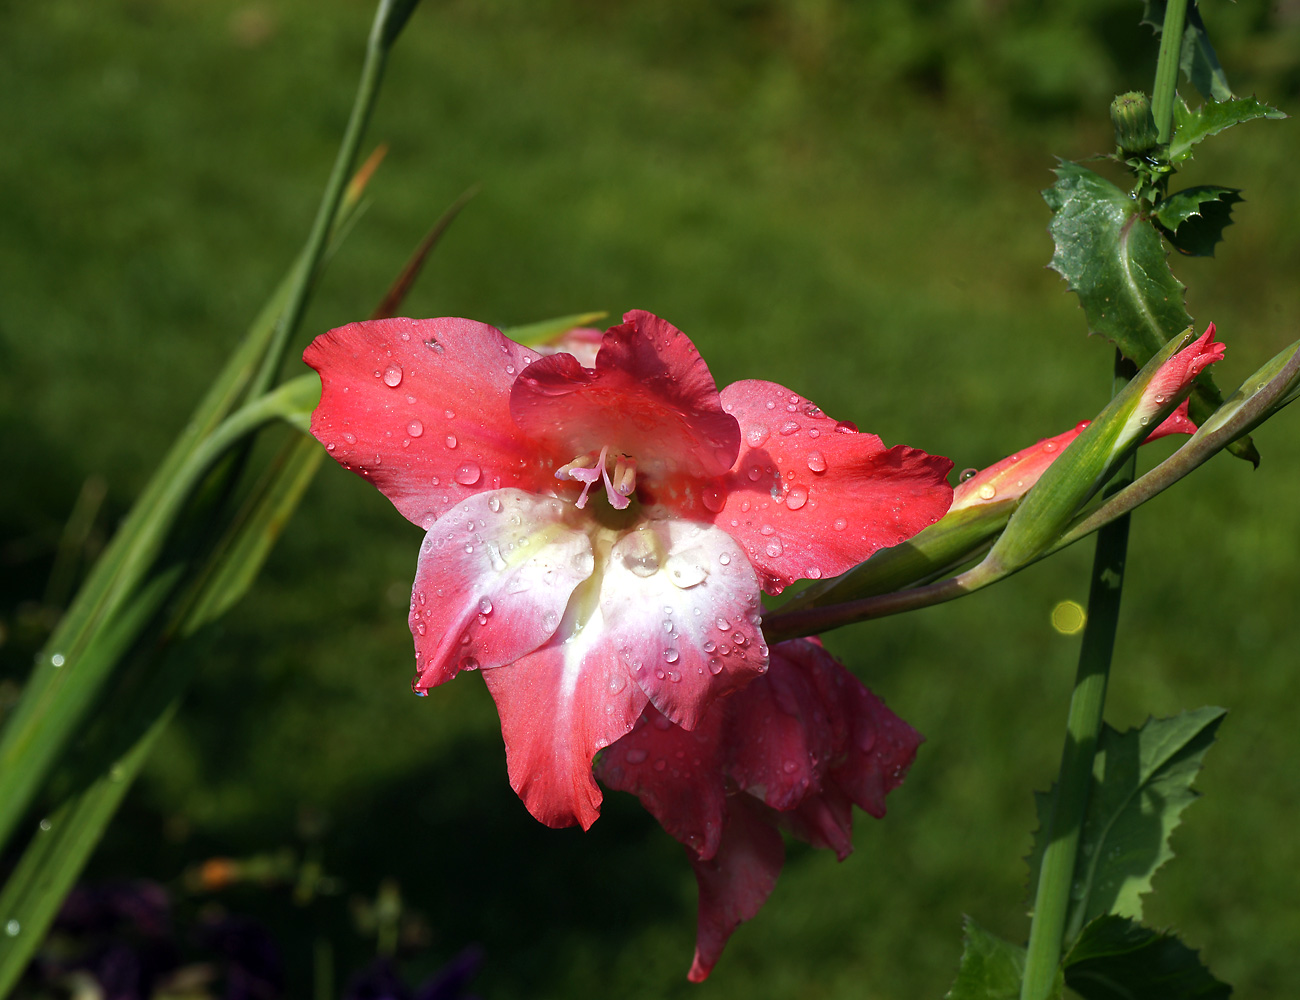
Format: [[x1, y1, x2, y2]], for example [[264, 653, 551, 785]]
[[2, 0, 1300, 996]]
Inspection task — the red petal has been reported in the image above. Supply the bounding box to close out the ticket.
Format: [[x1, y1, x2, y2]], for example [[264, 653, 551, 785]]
[[686, 795, 785, 983], [509, 311, 741, 482], [481, 632, 649, 831], [1138, 324, 1224, 422], [708, 380, 954, 593], [599, 519, 767, 730], [1147, 398, 1197, 440], [596, 706, 728, 860], [723, 647, 835, 812], [809, 656, 923, 820], [409, 490, 595, 691], [304, 317, 555, 528]]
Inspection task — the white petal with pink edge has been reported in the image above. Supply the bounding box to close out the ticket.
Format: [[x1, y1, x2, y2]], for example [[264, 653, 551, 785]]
[[410, 489, 594, 691], [600, 518, 767, 730]]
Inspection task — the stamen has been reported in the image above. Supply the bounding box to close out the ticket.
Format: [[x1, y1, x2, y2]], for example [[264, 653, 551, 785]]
[[555, 446, 638, 510], [612, 456, 637, 497]]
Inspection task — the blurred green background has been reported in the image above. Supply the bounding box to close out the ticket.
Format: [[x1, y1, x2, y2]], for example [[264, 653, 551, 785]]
[[3, 0, 1300, 996]]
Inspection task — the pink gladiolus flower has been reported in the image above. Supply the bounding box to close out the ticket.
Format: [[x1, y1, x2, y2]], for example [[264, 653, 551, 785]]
[[596, 638, 921, 982], [304, 311, 952, 829]]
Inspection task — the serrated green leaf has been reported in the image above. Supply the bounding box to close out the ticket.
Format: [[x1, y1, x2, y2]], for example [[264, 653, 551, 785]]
[[1044, 161, 1190, 362], [1064, 915, 1231, 1000], [946, 917, 1052, 1000], [1026, 709, 1225, 937], [1169, 96, 1287, 163], [1141, 1, 1233, 102], [1043, 161, 1254, 463], [1154, 186, 1243, 257]]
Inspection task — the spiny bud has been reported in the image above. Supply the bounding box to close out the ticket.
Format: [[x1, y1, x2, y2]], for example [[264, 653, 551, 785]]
[[1110, 91, 1160, 155]]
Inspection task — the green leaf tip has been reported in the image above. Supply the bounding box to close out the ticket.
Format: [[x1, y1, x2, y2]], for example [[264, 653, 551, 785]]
[[1155, 186, 1243, 257], [1064, 915, 1231, 1000], [1170, 97, 1287, 164]]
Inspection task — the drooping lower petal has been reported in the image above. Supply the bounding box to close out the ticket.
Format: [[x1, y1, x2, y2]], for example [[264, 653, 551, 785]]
[[409, 489, 595, 691], [509, 311, 741, 482], [686, 795, 785, 983], [305, 317, 557, 529], [702, 380, 954, 593], [600, 519, 766, 730], [595, 706, 728, 860], [481, 601, 649, 831]]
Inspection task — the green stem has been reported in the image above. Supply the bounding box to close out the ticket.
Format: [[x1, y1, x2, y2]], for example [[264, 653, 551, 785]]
[[248, 1, 399, 399], [1019, 357, 1135, 999], [1152, 0, 1189, 144]]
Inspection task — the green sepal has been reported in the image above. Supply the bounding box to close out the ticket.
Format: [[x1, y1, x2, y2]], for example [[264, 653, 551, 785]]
[[780, 502, 1011, 614], [1154, 186, 1243, 257], [502, 311, 610, 346], [1169, 96, 1287, 164], [1063, 915, 1231, 1000], [1026, 708, 1224, 938], [1042, 161, 1253, 463], [946, 916, 1055, 1000], [1141, 1, 1233, 103]]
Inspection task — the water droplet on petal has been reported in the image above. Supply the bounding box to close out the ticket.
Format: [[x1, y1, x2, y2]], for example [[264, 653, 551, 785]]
[[663, 649, 679, 664], [833, 517, 847, 531], [625, 748, 648, 764], [719, 552, 731, 565], [445, 434, 458, 449], [488, 496, 502, 513], [978, 484, 996, 500], [343, 432, 357, 445], [478, 597, 493, 615], [806, 451, 826, 473], [383, 365, 403, 387], [407, 419, 424, 438], [746, 425, 769, 447], [455, 463, 482, 486], [765, 538, 784, 557], [782, 760, 798, 774], [779, 420, 800, 436], [786, 486, 808, 510], [701, 487, 725, 513]]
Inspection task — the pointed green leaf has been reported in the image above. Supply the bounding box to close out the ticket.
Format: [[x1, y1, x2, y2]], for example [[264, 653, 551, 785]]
[[1140, 1, 1233, 102], [1026, 709, 1225, 937], [1064, 915, 1231, 1000], [1043, 161, 1254, 463], [946, 917, 1052, 1000], [1169, 96, 1287, 164], [1154, 186, 1243, 257], [502, 311, 609, 346]]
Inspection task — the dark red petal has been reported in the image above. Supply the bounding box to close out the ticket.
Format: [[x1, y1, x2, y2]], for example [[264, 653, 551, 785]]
[[509, 311, 741, 482], [782, 784, 855, 861], [709, 380, 954, 593], [409, 490, 595, 691], [809, 659, 924, 820], [686, 795, 785, 983], [599, 520, 767, 730], [481, 635, 649, 831], [723, 648, 836, 812], [304, 317, 555, 528], [596, 706, 728, 860]]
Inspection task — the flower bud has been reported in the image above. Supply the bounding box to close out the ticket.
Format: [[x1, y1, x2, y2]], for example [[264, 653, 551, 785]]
[[1111, 91, 1160, 155]]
